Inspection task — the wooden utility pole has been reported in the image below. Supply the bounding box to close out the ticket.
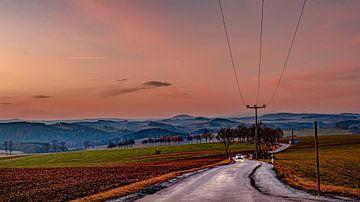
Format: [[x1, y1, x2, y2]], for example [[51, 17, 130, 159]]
[[291, 129, 294, 144], [314, 121, 320, 195], [247, 104, 266, 159]]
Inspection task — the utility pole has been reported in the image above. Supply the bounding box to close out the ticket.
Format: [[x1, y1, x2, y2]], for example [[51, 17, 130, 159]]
[[314, 121, 320, 196], [247, 104, 266, 159], [291, 129, 294, 144]]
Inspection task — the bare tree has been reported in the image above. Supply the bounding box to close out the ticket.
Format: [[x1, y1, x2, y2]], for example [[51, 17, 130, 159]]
[[194, 135, 202, 144], [186, 135, 193, 144], [216, 128, 236, 159], [4, 141, 8, 155], [208, 133, 215, 143], [202, 129, 211, 143], [8, 141, 14, 155]]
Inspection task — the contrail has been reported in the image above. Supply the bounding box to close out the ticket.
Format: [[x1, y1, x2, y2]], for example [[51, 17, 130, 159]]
[[66, 56, 108, 59]]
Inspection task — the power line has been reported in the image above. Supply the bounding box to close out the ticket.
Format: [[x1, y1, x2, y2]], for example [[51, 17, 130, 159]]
[[256, 0, 265, 105], [218, 0, 247, 106], [267, 0, 307, 105]]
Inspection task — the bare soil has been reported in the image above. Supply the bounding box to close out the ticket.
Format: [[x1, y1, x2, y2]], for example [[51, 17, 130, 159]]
[[0, 155, 223, 201]]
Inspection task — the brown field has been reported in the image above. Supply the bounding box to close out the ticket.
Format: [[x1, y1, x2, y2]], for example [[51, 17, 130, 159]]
[[0, 155, 224, 201]]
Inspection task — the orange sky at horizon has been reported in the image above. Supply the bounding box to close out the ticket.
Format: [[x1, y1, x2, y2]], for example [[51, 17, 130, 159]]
[[0, 0, 359, 119]]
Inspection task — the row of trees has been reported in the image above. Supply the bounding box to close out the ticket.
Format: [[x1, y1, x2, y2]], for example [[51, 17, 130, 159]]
[[217, 124, 284, 158], [141, 135, 184, 146], [39, 140, 68, 153], [107, 139, 135, 148], [3, 140, 68, 154], [3, 141, 14, 155], [192, 130, 215, 143]]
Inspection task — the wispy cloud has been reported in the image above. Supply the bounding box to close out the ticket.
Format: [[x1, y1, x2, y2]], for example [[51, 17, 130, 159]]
[[33, 95, 53, 99], [104, 87, 146, 96], [103, 80, 172, 97], [117, 79, 127, 82], [65, 56, 108, 60], [0, 102, 11, 105], [0, 96, 15, 99]]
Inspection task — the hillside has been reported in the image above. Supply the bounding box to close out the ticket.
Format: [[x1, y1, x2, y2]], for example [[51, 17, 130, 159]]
[[0, 113, 358, 153]]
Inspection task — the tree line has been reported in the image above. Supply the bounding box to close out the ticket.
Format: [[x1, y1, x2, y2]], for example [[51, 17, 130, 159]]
[[141, 135, 184, 146], [107, 139, 135, 148], [3, 140, 68, 154], [217, 124, 284, 159]]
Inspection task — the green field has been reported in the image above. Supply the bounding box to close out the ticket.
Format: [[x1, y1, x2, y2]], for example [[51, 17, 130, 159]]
[[0, 143, 253, 168], [276, 135, 360, 198], [283, 128, 353, 137]]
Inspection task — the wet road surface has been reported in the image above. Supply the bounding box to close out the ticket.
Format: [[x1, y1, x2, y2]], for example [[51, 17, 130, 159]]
[[136, 160, 350, 202]]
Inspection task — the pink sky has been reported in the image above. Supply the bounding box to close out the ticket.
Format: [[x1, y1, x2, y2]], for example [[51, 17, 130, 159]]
[[0, 0, 359, 119]]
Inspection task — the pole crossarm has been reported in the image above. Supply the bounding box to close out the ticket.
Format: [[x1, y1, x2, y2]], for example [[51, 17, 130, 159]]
[[246, 104, 266, 110]]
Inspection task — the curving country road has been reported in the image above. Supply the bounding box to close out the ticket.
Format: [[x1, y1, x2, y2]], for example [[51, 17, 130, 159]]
[[131, 144, 351, 202], [135, 160, 349, 202], [110, 144, 350, 202]]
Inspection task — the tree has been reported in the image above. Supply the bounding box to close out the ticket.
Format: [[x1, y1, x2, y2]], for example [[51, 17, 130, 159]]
[[141, 139, 148, 145], [83, 141, 92, 150], [4, 141, 8, 155], [237, 124, 249, 143], [208, 133, 215, 143], [8, 141, 14, 155], [59, 142, 68, 152], [202, 129, 211, 143], [42, 143, 51, 153], [107, 142, 117, 148], [186, 135, 193, 144], [216, 128, 236, 159], [51, 140, 59, 152]]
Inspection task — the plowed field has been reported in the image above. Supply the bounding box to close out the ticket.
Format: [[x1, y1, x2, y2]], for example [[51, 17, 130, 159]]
[[0, 155, 223, 201]]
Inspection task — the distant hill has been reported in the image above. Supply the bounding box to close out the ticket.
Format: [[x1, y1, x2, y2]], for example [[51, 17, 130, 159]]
[[209, 118, 237, 127], [0, 122, 118, 146], [172, 114, 195, 120], [335, 120, 360, 130], [0, 112, 358, 153]]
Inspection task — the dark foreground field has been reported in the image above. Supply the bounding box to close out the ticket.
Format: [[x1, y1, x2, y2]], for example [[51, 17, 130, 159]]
[[0, 143, 252, 201], [0, 156, 224, 201], [276, 135, 360, 198]]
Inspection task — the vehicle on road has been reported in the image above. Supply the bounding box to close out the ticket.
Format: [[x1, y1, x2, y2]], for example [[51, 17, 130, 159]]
[[235, 154, 245, 161]]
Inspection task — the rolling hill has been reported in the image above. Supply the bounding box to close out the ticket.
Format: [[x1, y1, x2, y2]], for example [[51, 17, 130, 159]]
[[0, 113, 358, 153]]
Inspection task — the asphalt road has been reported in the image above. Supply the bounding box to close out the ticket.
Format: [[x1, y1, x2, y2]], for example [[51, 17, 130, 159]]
[[136, 160, 351, 202], [108, 144, 351, 202]]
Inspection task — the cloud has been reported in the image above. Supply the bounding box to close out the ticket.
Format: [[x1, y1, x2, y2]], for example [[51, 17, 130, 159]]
[[65, 56, 108, 60], [117, 79, 127, 82], [0, 96, 15, 99], [0, 102, 11, 105], [143, 81, 171, 87], [104, 87, 146, 96], [103, 80, 172, 97], [33, 95, 53, 99]]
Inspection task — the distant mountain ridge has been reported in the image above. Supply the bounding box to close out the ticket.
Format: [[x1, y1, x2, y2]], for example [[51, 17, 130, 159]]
[[0, 113, 358, 150]]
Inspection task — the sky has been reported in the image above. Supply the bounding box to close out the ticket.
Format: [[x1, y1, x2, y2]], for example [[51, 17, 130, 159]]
[[0, 0, 359, 120]]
